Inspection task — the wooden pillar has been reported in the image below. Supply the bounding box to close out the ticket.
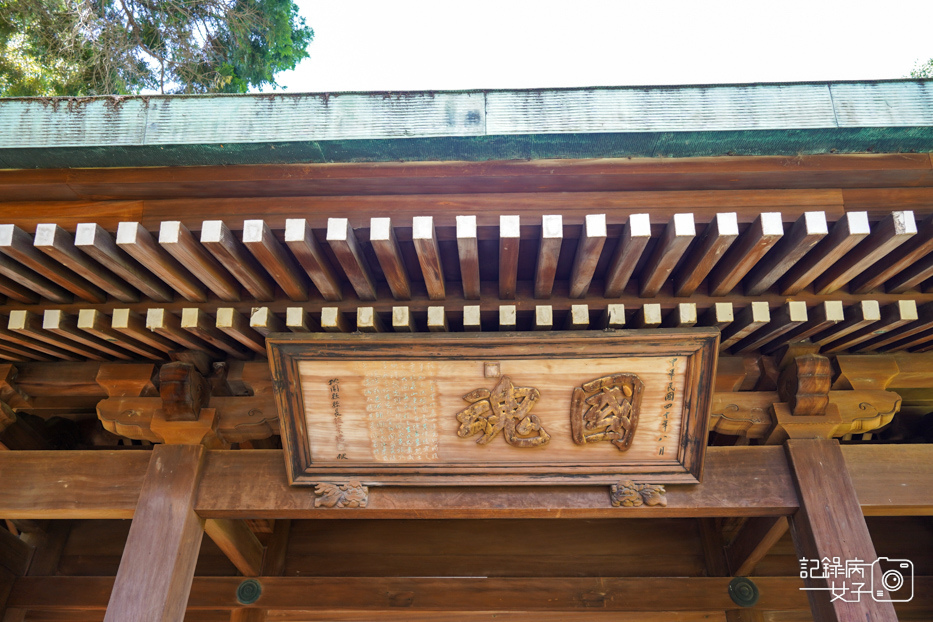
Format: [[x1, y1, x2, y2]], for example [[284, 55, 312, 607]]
[[104, 444, 206, 622], [785, 439, 898, 622]]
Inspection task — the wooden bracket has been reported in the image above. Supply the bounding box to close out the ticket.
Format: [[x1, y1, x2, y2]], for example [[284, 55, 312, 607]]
[[150, 407, 225, 447], [313, 481, 369, 508], [778, 354, 832, 416], [96, 363, 159, 398], [0, 364, 32, 409], [160, 362, 211, 422]]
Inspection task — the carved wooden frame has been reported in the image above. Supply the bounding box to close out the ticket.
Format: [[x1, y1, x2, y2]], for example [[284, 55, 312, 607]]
[[267, 330, 719, 487]]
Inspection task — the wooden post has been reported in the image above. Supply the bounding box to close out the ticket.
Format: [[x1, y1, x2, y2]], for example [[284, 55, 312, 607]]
[[785, 439, 898, 621], [104, 444, 206, 622]]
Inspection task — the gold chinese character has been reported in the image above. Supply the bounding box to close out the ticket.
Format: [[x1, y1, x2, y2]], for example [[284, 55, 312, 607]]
[[455, 376, 550, 447], [571, 373, 643, 451]]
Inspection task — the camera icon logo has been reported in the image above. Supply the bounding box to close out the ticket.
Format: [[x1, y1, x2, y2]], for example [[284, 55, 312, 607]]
[[871, 557, 913, 602]]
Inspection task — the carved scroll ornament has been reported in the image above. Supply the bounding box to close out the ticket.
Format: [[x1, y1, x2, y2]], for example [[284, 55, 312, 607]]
[[314, 481, 369, 509], [610, 481, 668, 508]]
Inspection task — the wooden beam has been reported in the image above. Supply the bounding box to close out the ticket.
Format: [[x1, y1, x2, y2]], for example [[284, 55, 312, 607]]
[[412, 217, 445, 300], [708, 213, 783, 297], [779, 211, 871, 295], [117, 222, 206, 302], [0, 445, 931, 520], [0, 272, 39, 305], [201, 220, 275, 302], [248, 307, 285, 337], [74, 223, 173, 302], [320, 308, 350, 333], [0, 224, 106, 303], [673, 212, 738, 297], [43, 310, 133, 360], [569, 214, 606, 298], [104, 444, 206, 622], [855, 300, 933, 352], [159, 222, 240, 302], [599, 304, 626, 329], [0, 250, 71, 304], [355, 307, 384, 333], [215, 309, 266, 355], [146, 309, 217, 354], [456, 215, 480, 300], [369, 217, 411, 300], [662, 303, 697, 328], [498, 304, 517, 331], [639, 213, 695, 298], [113, 308, 177, 353], [810, 300, 881, 347], [743, 211, 827, 295], [0, 316, 80, 361], [391, 306, 415, 332], [564, 304, 590, 330], [325, 218, 376, 301], [534, 305, 553, 331], [282, 219, 341, 302], [426, 306, 448, 332], [8, 310, 106, 361], [462, 305, 482, 332], [850, 213, 933, 294], [719, 302, 770, 351], [34, 223, 139, 303], [725, 516, 788, 577], [285, 308, 315, 333], [822, 300, 918, 354], [731, 301, 808, 354], [203, 519, 263, 578], [534, 215, 563, 299], [604, 213, 651, 298], [814, 210, 916, 294], [785, 439, 897, 621], [700, 302, 734, 330], [632, 303, 662, 329], [9, 576, 814, 613], [77, 310, 165, 360], [243, 220, 308, 302], [180, 309, 250, 359], [498, 215, 521, 300]]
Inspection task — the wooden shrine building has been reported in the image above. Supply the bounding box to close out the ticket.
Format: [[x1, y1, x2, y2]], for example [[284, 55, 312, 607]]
[[0, 80, 932, 622]]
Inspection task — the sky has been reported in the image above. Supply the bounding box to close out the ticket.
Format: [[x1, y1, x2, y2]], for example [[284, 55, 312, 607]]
[[275, 0, 933, 93]]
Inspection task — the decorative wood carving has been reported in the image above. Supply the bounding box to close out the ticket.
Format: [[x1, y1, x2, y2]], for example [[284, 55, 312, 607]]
[[455, 375, 550, 447], [313, 481, 368, 509], [609, 481, 668, 507], [159, 361, 210, 422], [570, 373, 643, 450], [778, 354, 832, 416]]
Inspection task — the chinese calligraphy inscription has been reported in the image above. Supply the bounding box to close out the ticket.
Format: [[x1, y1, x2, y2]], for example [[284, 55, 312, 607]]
[[455, 375, 551, 447], [570, 373, 644, 451], [363, 361, 439, 462]]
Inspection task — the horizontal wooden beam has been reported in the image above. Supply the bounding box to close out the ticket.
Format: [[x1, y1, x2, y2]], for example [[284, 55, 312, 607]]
[[0, 445, 928, 520], [9, 575, 813, 612]]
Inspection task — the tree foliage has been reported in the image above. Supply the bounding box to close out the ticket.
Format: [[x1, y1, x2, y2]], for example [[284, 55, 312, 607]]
[[0, 0, 313, 96], [910, 59, 933, 79]]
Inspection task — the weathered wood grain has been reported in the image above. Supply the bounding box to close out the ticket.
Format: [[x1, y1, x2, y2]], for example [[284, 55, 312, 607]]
[[282, 219, 341, 302], [673, 212, 738, 297], [568, 214, 606, 298], [159, 221, 240, 302], [640, 214, 695, 298], [117, 222, 206, 302], [534, 215, 563, 299], [456, 215, 481, 300], [198, 220, 273, 301], [34, 223, 139, 302], [243, 220, 308, 302], [325, 218, 376, 301], [743, 212, 827, 296], [708, 213, 783, 297], [369, 217, 411, 300], [75, 223, 173, 302], [498, 215, 521, 300], [412, 217, 445, 300], [604, 213, 651, 298]]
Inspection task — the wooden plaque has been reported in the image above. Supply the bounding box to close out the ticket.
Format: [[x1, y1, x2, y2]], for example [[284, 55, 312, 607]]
[[267, 330, 718, 486]]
